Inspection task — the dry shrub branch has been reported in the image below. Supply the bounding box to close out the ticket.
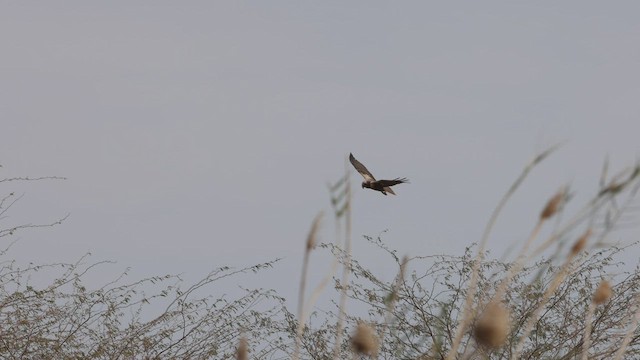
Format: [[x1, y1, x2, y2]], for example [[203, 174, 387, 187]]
[[3, 151, 640, 359]]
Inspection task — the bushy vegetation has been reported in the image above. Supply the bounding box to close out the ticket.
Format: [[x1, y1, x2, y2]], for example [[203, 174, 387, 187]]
[[2, 150, 640, 359]]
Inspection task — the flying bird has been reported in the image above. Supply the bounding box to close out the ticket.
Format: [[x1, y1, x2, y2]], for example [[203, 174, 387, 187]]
[[349, 153, 409, 195]]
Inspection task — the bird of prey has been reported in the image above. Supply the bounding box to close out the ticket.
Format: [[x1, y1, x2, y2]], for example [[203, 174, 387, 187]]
[[349, 153, 409, 195]]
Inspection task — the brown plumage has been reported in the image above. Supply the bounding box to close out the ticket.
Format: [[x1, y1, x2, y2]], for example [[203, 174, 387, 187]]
[[349, 153, 409, 196]]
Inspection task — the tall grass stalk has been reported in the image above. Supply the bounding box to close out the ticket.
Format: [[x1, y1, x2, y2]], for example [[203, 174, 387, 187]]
[[446, 145, 560, 359], [333, 159, 352, 359], [510, 230, 589, 359], [613, 294, 640, 360], [293, 213, 323, 360]]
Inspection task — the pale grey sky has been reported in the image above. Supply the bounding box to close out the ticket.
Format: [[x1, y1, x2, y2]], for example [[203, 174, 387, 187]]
[[2, 2, 640, 310]]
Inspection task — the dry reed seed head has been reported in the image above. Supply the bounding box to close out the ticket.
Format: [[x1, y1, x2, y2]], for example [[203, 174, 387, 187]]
[[305, 213, 323, 250], [351, 322, 379, 357], [400, 255, 409, 279], [593, 280, 613, 305], [606, 182, 624, 194], [473, 302, 511, 348], [235, 336, 248, 360], [540, 188, 567, 220], [305, 233, 316, 250], [570, 229, 592, 256]]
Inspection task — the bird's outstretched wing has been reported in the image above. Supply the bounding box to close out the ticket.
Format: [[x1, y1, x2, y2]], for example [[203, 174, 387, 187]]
[[376, 178, 409, 187], [349, 153, 376, 182]]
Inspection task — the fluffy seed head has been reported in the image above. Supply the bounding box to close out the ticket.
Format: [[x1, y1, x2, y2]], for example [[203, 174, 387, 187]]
[[236, 337, 248, 360], [473, 301, 511, 348], [541, 188, 567, 220], [570, 229, 591, 256], [593, 280, 613, 305], [351, 322, 379, 356]]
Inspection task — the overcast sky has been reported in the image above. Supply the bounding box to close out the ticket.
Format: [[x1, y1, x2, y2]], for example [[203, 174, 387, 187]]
[[2, 2, 640, 310]]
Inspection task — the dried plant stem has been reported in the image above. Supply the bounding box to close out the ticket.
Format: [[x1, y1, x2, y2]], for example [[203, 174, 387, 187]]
[[613, 294, 640, 360], [376, 256, 409, 360], [493, 221, 543, 302], [333, 164, 352, 359], [446, 146, 559, 360], [580, 301, 596, 360], [511, 254, 577, 359], [383, 256, 408, 327], [293, 247, 311, 360], [305, 252, 340, 317], [582, 278, 612, 360], [297, 250, 311, 314], [293, 213, 323, 360], [303, 219, 342, 335]]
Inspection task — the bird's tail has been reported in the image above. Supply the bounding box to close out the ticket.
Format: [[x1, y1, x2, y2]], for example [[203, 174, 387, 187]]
[[384, 187, 396, 195]]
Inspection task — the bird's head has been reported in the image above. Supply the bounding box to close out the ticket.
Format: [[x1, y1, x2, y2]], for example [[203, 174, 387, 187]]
[[361, 182, 366, 189]]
